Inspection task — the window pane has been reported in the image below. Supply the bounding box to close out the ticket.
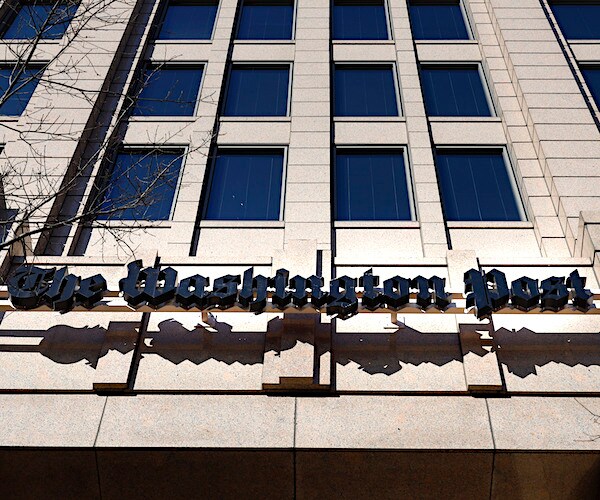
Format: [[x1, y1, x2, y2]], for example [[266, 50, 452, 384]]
[[550, 4, 600, 40], [205, 150, 284, 220], [334, 66, 398, 116], [333, 0, 388, 40], [98, 151, 183, 220], [581, 67, 600, 106], [237, 0, 293, 40], [157, 2, 218, 40], [132, 66, 203, 116], [2, 3, 78, 39], [421, 66, 491, 116], [435, 150, 522, 221], [223, 66, 289, 116], [336, 150, 412, 221], [0, 67, 41, 116], [409, 2, 469, 40]]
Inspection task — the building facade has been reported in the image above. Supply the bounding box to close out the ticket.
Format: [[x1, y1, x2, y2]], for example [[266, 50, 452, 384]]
[[2, 0, 600, 498]]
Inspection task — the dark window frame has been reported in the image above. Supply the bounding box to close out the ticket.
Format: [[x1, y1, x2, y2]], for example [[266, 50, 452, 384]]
[[333, 63, 402, 117], [408, 0, 472, 41], [332, 0, 391, 41], [221, 63, 292, 117], [434, 147, 526, 223], [334, 147, 415, 222], [236, 0, 296, 40], [129, 63, 205, 117], [96, 147, 187, 222], [420, 63, 495, 117], [155, 0, 220, 41], [203, 147, 287, 221]]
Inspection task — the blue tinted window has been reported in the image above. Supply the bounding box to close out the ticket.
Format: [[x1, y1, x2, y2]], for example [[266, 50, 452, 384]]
[[237, 0, 293, 39], [2, 3, 78, 39], [409, 1, 469, 40], [435, 150, 522, 221], [205, 150, 284, 220], [99, 151, 183, 220], [132, 66, 203, 116], [157, 1, 218, 40], [334, 66, 398, 116], [224, 66, 289, 116], [581, 67, 600, 106], [421, 66, 491, 116], [550, 4, 600, 39], [0, 67, 41, 116], [333, 0, 388, 40], [336, 150, 412, 221]]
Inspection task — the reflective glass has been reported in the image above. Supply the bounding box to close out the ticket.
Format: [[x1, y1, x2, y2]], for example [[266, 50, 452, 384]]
[[132, 66, 203, 116], [421, 66, 491, 116], [223, 66, 289, 116], [205, 150, 284, 220], [581, 67, 600, 106], [334, 66, 398, 116], [237, 0, 293, 39], [435, 150, 522, 221], [336, 150, 412, 221], [0, 67, 41, 116], [551, 4, 600, 39], [157, 1, 218, 40], [409, 1, 469, 40], [333, 0, 388, 40], [2, 3, 78, 39], [98, 151, 183, 220]]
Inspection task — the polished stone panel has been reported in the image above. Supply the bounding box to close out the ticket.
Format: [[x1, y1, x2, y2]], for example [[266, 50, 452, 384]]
[[97, 450, 293, 500], [296, 451, 493, 500]]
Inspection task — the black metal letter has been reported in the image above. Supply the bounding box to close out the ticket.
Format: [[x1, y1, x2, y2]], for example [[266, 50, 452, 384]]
[[272, 269, 292, 309], [7, 265, 55, 310], [567, 270, 593, 311], [76, 274, 107, 309], [208, 274, 241, 309], [43, 267, 79, 312], [382, 276, 410, 309], [239, 267, 268, 313], [175, 275, 210, 309], [360, 269, 383, 310], [327, 276, 358, 319], [430, 275, 451, 310], [119, 260, 177, 308], [540, 276, 569, 312], [511, 276, 540, 311]]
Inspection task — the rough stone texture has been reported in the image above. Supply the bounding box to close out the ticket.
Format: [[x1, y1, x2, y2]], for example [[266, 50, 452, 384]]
[[295, 396, 494, 450], [95, 395, 295, 448]]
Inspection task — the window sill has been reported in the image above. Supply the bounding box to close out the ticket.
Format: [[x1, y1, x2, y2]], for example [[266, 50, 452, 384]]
[[200, 220, 285, 228], [332, 39, 395, 45], [220, 116, 291, 122], [333, 116, 405, 122], [0, 39, 61, 45], [447, 221, 533, 229], [234, 39, 295, 44], [128, 116, 197, 122], [94, 220, 172, 229], [566, 40, 600, 45], [428, 116, 501, 122], [415, 39, 478, 45], [334, 221, 419, 229], [153, 39, 213, 45]]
